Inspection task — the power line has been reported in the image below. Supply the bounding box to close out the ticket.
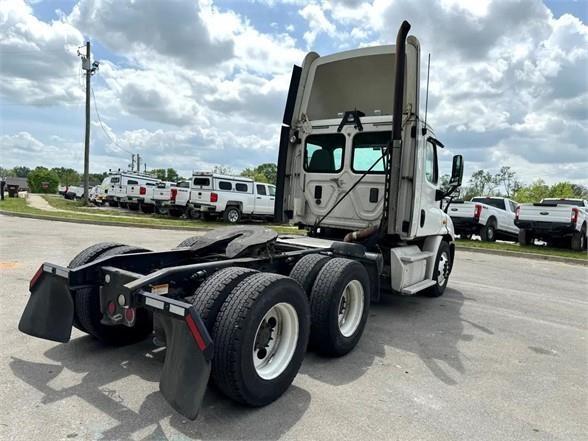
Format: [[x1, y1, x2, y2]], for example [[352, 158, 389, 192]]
[[90, 86, 133, 156]]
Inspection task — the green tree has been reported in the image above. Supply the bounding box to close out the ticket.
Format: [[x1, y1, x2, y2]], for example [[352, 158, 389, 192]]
[[166, 168, 179, 182], [548, 181, 577, 199], [240, 163, 277, 184], [463, 169, 496, 200], [150, 168, 167, 180], [12, 166, 31, 178], [89, 172, 108, 186], [27, 167, 59, 193], [0, 167, 15, 178], [513, 179, 550, 203], [51, 167, 80, 186], [494, 166, 520, 197]]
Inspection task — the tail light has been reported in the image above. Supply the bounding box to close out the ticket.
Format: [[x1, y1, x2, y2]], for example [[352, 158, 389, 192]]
[[170, 188, 178, 202], [210, 192, 218, 203], [29, 265, 44, 290], [515, 205, 520, 221], [139, 186, 146, 195], [474, 204, 482, 222], [571, 207, 579, 224]]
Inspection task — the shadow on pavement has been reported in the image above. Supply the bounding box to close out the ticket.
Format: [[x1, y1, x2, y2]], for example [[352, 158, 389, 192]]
[[10, 336, 310, 440], [302, 288, 486, 387]]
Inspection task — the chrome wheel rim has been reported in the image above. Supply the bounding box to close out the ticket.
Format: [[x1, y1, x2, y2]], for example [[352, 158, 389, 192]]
[[337, 280, 364, 337], [437, 251, 450, 286], [228, 209, 239, 223], [253, 302, 299, 380]]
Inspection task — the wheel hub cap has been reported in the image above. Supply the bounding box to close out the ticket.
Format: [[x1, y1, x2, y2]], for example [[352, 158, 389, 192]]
[[437, 252, 449, 286], [337, 280, 364, 337], [253, 303, 299, 380]]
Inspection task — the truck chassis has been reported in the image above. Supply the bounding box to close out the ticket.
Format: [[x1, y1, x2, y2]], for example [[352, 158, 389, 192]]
[[19, 226, 385, 419]]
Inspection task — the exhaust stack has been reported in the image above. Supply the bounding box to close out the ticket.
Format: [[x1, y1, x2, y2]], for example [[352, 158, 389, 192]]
[[392, 20, 411, 142]]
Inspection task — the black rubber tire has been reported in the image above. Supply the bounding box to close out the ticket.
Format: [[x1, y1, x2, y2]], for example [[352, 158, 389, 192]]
[[308, 258, 370, 357], [289, 254, 330, 295], [108, 200, 119, 208], [186, 267, 258, 331], [119, 202, 128, 209], [571, 227, 586, 251], [128, 203, 139, 211], [223, 206, 242, 224], [425, 241, 452, 298], [169, 208, 183, 218], [75, 245, 153, 345], [176, 236, 202, 248], [518, 229, 533, 246], [212, 273, 310, 406], [68, 242, 126, 332], [140, 203, 155, 214], [480, 220, 497, 242]]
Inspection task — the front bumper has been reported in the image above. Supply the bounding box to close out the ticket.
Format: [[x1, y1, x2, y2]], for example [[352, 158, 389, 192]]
[[18, 263, 212, 420]]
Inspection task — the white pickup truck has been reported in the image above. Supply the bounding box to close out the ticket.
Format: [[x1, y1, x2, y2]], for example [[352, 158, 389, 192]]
[[449, 196, 519, 242], [180, 172, 275, 223], [516, 198, 587, 250]]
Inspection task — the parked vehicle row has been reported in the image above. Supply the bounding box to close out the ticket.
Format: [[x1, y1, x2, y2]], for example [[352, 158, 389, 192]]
[[449, 195, 587, 251], [516, 198, 587, 251], [66, 171, 277, 224]]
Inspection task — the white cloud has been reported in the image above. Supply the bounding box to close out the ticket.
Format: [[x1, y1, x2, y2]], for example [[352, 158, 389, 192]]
[[299, 3, 337, 47]]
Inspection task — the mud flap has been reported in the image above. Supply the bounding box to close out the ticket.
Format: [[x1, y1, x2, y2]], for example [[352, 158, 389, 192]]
[[18, 264, 74, 343], [156, 309, 212, 420]]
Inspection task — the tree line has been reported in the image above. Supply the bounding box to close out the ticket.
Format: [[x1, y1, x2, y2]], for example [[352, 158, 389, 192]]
[[441, 166, 587, 203], [1, 163, 279, 193]]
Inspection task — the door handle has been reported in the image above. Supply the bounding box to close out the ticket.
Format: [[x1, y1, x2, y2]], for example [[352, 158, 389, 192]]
[[270, 198, 274, 200], [257, 197, 262, 199]]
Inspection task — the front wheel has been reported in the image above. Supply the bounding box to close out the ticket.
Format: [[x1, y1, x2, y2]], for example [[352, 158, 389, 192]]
[[212, 273, 310, 406], [425, 241, 452, 298]]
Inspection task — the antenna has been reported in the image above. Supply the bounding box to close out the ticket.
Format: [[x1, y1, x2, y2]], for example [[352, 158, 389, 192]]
[[423, 53, 431, 135]]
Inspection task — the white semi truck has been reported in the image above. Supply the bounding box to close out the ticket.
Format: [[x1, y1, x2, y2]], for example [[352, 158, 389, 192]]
[[19, 21, 463, 420]]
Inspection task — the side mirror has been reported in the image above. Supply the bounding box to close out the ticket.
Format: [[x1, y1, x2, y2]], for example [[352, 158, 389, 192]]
[[449, 154, 463, 186]]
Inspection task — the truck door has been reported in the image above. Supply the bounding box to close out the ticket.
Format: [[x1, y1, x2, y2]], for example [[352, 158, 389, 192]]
[[255, 184, 273, 215]]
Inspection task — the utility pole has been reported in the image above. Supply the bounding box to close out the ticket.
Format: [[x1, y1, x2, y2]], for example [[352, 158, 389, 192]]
[[79, 42, 99, 206], [83, 41, 91, 205], [131, 154, 136, 171], [136, 154, 141, 173]]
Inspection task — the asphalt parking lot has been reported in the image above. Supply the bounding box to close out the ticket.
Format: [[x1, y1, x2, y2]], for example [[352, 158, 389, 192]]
[[0, 215, 586, 441]]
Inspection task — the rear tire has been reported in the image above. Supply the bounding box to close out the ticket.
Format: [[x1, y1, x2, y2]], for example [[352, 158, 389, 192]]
[[68, 242, 125, 332], [480, 221, 497, 242], [186, 267, 258, 330], [289, 253, 330, 295], [425, 241, 451, 298], [140, 203, 154, 214], [169, 208, 183, 217], [308, 258, 370, 357], [128, 203, 139, 211], [223, 206, 241, 224], [571, 227, 586, 251], [176, 236, 202, 248], [74, 245, 153, 345], [212, 273, 310, 406], [518, 229, 533, 246]]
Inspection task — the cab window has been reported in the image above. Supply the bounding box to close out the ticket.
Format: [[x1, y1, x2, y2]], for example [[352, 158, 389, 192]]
[[304, 134, 345, 173], [256, 184, 267, 196], [268, 185, 276, 197], [351, 131, 390, 173], [424, 140, 438, 184]]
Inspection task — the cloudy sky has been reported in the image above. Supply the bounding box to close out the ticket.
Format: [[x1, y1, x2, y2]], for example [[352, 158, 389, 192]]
[[1, 0, 586, 184]]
